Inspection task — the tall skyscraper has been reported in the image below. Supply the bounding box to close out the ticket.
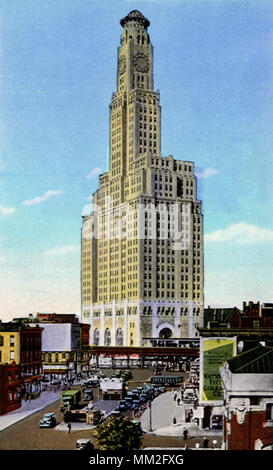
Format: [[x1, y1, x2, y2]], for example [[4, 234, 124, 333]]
[[81, 10, 204, 346]]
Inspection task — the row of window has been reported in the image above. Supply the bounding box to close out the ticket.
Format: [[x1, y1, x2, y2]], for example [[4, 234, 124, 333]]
[[0, 335, 15, 347], [93, 327, 134, 347]]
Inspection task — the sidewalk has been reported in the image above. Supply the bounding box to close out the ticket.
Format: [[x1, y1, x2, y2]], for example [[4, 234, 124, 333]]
[[0, 391, 60, 432], [140, 391, 222, 438], [55, 421, 96, 432]]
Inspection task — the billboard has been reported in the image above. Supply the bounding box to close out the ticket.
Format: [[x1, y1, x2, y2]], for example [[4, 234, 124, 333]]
[[199, 337, 237, 404]]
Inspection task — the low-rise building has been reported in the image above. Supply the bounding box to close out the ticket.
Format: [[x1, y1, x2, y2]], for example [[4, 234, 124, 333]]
[[220, 345, 273, 450], [0, 322, 43, 401], [99, 378, 125, 400], [26, 317, 90, 382], [0, 362, 21, 415]]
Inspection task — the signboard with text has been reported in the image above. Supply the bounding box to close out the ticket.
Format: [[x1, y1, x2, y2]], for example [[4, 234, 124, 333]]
[[199, 337, 237, 405]]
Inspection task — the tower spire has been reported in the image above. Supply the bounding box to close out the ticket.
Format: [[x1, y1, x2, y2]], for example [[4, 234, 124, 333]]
[[120, 10, 150, 29]]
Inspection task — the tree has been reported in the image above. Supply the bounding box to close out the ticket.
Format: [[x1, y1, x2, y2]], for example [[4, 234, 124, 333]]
[[94, 416, 143, 450]]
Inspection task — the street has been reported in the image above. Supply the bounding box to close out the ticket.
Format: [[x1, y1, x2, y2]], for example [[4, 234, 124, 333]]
[[0, 368, 222, 450]]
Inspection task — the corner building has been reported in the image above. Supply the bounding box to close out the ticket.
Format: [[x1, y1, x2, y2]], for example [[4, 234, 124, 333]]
[[81, 11, 204, 346]]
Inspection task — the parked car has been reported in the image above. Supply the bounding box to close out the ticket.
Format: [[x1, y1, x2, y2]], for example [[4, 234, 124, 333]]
[[121, 370, 132, 379], [139, 393, 148, 403], [76, 439, 93, 451], [124, 397, 134, 409], [112, 370, 122, 378], [83, 389, 94, 401], [116, 400, 128, 411], [82, 379, 99, 388], [159, 386, 166, 393], [39, 413, 56, 428], [131, 400, 141, 411]]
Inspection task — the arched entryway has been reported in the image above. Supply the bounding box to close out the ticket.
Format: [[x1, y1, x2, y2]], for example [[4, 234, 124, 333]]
[[159, 327, 173, 339]]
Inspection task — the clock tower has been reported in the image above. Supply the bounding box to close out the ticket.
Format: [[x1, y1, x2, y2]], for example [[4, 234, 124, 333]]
[[110, 10, 161, 177], [81, 11, 204, 347], [118, 10, 153, 93]]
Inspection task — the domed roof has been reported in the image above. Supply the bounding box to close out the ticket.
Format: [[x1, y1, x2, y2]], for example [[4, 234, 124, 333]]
[[120, 10, 150, 28]]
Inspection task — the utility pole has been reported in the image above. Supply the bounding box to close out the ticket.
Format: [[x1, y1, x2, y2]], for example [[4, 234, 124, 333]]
[[149, 390, 152, 432]]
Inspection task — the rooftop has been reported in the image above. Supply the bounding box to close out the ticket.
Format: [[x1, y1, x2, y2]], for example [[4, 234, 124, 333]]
[[120, 10, 150, 28], [227, 345, 273, 374]]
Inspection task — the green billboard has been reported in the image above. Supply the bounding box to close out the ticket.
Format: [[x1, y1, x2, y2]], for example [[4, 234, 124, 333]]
[[200, 337, 237, 403]]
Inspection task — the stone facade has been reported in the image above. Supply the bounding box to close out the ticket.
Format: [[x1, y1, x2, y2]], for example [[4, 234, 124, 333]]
[[81, 11, 204, 346]]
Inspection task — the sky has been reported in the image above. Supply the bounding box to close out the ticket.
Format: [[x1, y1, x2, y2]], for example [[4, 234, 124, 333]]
[[0, 0, 272, 321]]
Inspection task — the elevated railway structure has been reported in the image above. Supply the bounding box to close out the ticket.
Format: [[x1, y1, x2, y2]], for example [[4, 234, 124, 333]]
[[89, 344, 199, 370]]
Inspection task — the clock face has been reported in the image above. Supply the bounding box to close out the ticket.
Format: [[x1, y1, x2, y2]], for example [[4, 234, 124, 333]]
[[118, 55, 126, 75], [133, 53, 149, 73]]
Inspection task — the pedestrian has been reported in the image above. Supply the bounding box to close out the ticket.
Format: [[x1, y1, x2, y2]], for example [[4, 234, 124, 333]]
[[177, 398, 180, 406], [67, 422, 71, 434], [183, 428, 188, 440], [203, 437, 209, 448], [173, 417, 177, 425]]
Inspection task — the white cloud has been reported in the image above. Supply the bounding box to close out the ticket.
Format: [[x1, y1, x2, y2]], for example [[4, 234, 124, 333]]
[[43, 245, 79, 257], [23, 190, 62, 206], [205, 222, 273, 244], [0, 205, 15, 215], [195, 168, 219, 179], [86, 167, 102, 179]]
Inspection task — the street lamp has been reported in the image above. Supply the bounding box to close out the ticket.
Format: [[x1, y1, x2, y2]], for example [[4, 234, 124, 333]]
[[148, 389, 152, 432]]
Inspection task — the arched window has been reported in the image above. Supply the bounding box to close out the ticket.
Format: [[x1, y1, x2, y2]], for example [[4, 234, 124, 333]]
[[104, 328, 111, 346], [116, 328, 123, 346], [93, 328, 100, 346]]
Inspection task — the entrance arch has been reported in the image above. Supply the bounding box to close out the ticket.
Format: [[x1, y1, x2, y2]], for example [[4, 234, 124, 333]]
[[158, 325, 174, 339]]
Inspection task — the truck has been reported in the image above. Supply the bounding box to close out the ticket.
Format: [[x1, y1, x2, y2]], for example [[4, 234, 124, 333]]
[[60, 390, 81, 412]]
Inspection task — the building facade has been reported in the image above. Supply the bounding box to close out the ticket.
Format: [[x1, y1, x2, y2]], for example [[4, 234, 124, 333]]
[[220, 345, 273, 450], [81, 10, 204, 346], [0, 362, 21, 415], [0, 322, 43, 400], [32, 321, 90, 381]]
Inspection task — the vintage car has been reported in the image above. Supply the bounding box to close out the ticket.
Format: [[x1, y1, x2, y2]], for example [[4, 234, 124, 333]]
[[39, 413, 57, 428], [76, 439, 93, 451], [116, 399, 128, 411]]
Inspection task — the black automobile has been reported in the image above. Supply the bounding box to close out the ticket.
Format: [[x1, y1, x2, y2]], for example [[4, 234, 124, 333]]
[[116, 400, 128, 411]]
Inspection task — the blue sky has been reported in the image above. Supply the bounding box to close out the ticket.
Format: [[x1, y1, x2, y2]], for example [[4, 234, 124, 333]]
[[0, 0, 272, 320]]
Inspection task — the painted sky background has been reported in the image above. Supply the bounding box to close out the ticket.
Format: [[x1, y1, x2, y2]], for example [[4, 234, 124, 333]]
[[0, 0, 272, 321]]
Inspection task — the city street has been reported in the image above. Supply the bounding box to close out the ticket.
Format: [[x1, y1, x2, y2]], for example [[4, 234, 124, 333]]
[[0, 368, 222, 450]]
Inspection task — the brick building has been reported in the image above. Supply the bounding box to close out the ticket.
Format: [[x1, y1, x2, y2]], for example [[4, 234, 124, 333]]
[[0, 322, 43, 406], [0, 362, 21, 415], [220, 345, 273, 450], [28, 316, 90, 382], [203, 301, 273, 330], [20, 325, 43, 396]]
